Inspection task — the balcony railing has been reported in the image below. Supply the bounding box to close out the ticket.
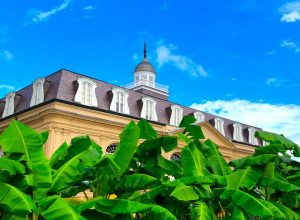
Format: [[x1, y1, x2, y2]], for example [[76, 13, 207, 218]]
[[124, 81, 169, 93]]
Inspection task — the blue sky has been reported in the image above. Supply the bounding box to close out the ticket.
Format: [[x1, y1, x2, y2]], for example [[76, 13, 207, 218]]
[[0, 0, 300, 143]]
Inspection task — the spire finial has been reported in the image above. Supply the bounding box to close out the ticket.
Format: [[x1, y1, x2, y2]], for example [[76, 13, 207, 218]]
[[143, 41, 147, 59]]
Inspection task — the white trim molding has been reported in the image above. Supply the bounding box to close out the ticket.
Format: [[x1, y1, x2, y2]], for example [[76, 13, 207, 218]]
[[2, 92, 16, 118], [140, 96, 157, 121], [74, 77, 98, 107], [194, 111, 205, 123], [30, 78, 45, 107], [233, 123, 243, 142], [110, 87, 130, 114], [170, 105, 183, 126], [214, 117, 225, 136], [248, 127, 259, 145]]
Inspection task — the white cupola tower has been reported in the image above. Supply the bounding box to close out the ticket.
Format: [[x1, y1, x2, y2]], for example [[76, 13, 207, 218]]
[[125, 42, 169, 100]]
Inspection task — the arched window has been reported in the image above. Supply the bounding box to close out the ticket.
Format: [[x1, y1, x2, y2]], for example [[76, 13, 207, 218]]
[[30, 78, 45, 107], [170, 152, 181, 161], [233, 123, 243, 142], [170, 105, 183, 127], [194, 112, 205, 123], [106, 143, 118, 154], [248, 128, 258, 145], [2, 92, 15, 118], [74, 77, 98, 107], [141, 96, 157, 121], [110, 88, 130, 114], [214, 117, 225, 136]]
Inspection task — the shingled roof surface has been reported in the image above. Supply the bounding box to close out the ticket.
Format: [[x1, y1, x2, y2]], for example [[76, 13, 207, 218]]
[[0, 69, 262, 146]]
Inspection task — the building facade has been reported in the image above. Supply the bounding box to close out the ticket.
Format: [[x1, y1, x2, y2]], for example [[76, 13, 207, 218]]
[[0, 44, 262, 160]]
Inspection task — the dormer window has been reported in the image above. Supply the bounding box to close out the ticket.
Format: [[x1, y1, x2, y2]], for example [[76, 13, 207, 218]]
[[194, 112, 205, 123], [30, 78, 45, 107], [170, 105, 183, 126], [214, 117, 225, 136], [110, 88, 130, 114], [233, 123, 243, 142], [74, 77, 98, 107], [141, 96, 157, 121], [2, 92, 15, 118], [248, 128, 258, 145]]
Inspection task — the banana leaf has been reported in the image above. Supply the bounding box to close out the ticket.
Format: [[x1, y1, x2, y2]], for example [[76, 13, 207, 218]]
[[181, 143, 209, 177], [0, 120, 52, 201], [220, 188, 274, 218], [39, 195, 85, 220], [117, 174, 158, 191], [231, 206, 248, 220], [261, 176, 300, 192], [255, 131, 298, 149], [203, 139, 232, 175], [113, 121, 140, 177], [191, 202, 217, 220], [0, 182, 37, 217], [50, 147, 102, 192], [226, 166, 262, 190], [137, 119, 157, 140], [170, 183, 199, 201], [0, 158, 26, 175]]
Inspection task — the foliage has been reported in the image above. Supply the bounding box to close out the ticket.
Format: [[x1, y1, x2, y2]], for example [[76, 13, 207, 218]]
[[0, 117, 299, 219]]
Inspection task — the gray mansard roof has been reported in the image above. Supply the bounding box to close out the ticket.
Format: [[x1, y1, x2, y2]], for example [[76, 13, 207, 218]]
[[0, 69, 262, 146]]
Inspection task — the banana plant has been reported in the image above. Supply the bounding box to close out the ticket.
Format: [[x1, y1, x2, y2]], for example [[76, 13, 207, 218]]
[[0, 120, 102, 219]]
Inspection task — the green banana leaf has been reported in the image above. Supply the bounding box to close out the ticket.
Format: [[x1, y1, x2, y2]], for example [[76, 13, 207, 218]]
[[0, 182, 37, 217], [0, 158, 26, 175], [0, 120, 52, 201], [157, 154, 182, 176], [226, 166, 262, 190], [254, 144, 286, 155], [50, 136, 102, 169], [163, 176, 216, 187], [137, 119, 157, 140], [113, 121, 140, 177], [138, 136, 178, 155], [203, 139, 232, 175], [231, 206, 248, 220], [256, 131, 298, 149], [220, 188, 274, 218], [181, 143, 209, 177], [179, 115, 196, 127], [170, 183, 199, 201], [261, 176, 300, 192], [229, 154, 278, 168], [50, 147, 102, 192], [39, 195, 85, 220], [272, 202, 300, 220], [191, 202, 217, 220], [77, 197, 176, 219], [117, 174, 158, 191], [258, 199, 287, 219]]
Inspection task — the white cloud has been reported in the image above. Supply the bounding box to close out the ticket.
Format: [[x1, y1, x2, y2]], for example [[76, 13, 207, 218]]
[[83, 5, 96, 11], [281, 40, 300, 53], [26, 0, 73, 24], [266, 77, 287, 87], [0, 50, 13, 62], [280, 1, 300, 23], [191, 99, 300, 145], [155, 43, 208, 77]]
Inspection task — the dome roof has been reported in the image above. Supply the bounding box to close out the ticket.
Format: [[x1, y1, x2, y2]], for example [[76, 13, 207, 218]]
[[134, 58, 156, 74]]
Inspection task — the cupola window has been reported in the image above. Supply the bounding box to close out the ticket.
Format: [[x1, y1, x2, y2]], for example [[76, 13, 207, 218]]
[[74, 77, 98, 107], [170, 105, 183, 126], [110, 88, 130, 114], [2, 92, 15, 118], [141, 96, 157, 121], [30, 78, 45, 107]]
